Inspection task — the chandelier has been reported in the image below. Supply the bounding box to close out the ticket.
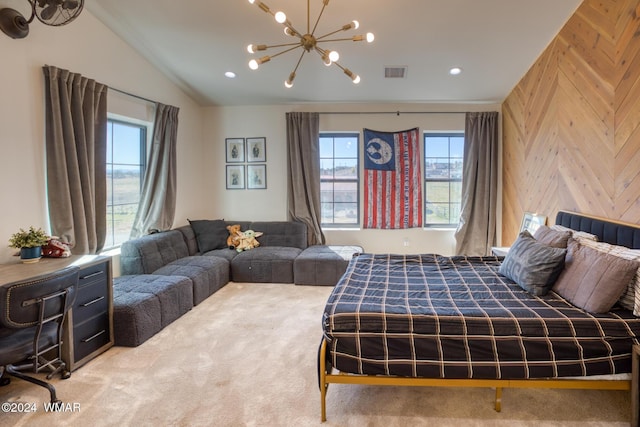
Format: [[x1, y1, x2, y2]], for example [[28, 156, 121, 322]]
[[246, 0, 374, 88]]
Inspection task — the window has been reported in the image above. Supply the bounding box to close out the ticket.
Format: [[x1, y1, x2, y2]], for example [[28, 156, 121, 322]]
[[424, 133, 464, 227], [320, 133, 359, 227], [105, 119, 147, 247]]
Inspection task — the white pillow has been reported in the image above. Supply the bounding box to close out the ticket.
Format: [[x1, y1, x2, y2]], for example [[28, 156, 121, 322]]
[[550, 224, 599, 241]]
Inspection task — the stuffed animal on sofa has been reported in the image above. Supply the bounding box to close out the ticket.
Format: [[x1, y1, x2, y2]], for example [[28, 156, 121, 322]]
[[226, 224, 243, 249], [235, 229, 263, 252]]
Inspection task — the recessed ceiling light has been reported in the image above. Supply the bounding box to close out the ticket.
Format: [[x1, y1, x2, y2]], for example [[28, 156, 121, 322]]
[[449, 67, 462, 76], [225, 71, 236, 78]]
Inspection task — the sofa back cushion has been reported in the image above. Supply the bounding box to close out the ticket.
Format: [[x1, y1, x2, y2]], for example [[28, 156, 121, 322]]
[[249, 221, 307, 249], [120, 230, 190, 275], [175, 225, 199, 256]]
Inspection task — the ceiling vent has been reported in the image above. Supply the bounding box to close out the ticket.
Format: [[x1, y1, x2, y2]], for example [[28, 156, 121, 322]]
[[384, 66, 407, 79]]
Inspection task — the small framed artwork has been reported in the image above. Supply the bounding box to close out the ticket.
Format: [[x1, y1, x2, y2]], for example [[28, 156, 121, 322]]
[[246, 137, 266, 162], [247, 164, 267, 189], [226, 138, 245, 163], [226, 165, 245, 189], [520, 212, 547, 235]]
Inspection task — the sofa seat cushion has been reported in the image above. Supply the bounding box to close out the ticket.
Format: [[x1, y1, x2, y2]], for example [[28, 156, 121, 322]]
[[231, 247, 302, 283], [112, 275, 193, 347], [153, 256, 230, 305], [294, 245, 363, 286], [202, 248, 239, 262]]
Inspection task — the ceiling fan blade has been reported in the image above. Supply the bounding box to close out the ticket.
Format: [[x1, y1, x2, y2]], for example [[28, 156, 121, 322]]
[[40, 4, 58, 21], [62, 1, 79, 10]]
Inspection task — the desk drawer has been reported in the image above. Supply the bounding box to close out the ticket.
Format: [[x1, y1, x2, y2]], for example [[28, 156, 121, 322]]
[[78, 261, 109, 287], [73, 312, 110, 362], [73, 279, 108, 324]]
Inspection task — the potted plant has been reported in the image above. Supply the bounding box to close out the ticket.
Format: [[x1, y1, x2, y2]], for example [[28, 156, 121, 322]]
[[8, 226, 50, 263]]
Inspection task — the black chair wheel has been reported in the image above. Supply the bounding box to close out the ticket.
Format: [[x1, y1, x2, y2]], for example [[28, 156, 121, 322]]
[[0, 377, 10, 386], [61, 370, 71, 380]]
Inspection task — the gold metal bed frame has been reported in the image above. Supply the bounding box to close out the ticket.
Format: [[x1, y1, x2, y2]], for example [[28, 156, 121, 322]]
[[319, 338, 632, 422]]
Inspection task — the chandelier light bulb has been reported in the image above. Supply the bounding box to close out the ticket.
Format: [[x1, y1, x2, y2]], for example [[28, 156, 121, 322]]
[[248, 0, 255, 3], [274, 11, 286, 24], [247, 44, 255, 53], [285, 72, 296, 88], [329, 51, 339, 62], [366, 32, 375, 43], [344, 68, 360, 84], [352, 20, 359, 30], [284, 27, 295, 36], [249, 59, 259, 70]]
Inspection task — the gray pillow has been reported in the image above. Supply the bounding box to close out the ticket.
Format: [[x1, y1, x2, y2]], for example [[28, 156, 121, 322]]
[[553, 238, 639, 314], [534, 225, 571, 248], [499, 231, 567, 296], [188, 219, 227, 252]]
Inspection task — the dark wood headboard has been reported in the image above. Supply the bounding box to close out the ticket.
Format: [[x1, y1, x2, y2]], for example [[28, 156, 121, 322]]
[[555, 210, 640, 249]]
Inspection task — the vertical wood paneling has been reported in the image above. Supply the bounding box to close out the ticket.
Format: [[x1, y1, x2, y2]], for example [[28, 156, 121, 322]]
[[502, 0, 640, 244]]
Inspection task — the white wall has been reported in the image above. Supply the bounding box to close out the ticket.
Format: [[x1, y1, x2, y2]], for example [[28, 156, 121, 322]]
[[0, 9, 501, 264], [204, 103, 500, 255], [0, 10, 206, 264]]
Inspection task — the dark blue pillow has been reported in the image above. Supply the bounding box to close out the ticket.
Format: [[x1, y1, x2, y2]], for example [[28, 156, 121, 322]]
[[188, 219, 227, 252]]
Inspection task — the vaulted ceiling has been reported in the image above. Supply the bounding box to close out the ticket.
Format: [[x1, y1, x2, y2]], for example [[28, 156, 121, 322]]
[[88, 0, 582, 106]]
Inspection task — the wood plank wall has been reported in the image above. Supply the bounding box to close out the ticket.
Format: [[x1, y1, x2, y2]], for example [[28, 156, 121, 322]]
[[501, 0, 640, 244]]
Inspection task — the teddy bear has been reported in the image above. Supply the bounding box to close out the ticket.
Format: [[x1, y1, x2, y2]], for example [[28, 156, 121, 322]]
[[226, 224, 243, 249], [235, 229, 263, 252]]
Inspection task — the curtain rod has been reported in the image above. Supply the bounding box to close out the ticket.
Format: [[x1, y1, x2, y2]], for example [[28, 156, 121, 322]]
[[109, 86, 157, 105], [317, 111, 466, 115]]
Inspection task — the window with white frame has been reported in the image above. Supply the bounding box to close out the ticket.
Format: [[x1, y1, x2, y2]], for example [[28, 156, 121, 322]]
[[424, 133, 464, 227], [105, 118, 148, 247], [320, 133, 359, 227]]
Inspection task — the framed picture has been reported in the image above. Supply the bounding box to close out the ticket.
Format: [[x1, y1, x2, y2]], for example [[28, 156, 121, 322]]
[[226, 138, 245, 163], [246, 137, 266, 162], [520, 212, 547, 235], [247, 164, 267, 189], [226, 165, 245, 189]]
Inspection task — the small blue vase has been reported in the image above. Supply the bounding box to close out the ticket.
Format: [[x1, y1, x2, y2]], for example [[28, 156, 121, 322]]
[[20, 246, 42, 263]]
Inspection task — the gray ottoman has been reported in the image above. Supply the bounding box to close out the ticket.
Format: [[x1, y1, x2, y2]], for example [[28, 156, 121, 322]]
[[113, 275, 193, 347], [294, 245, 363, 286]]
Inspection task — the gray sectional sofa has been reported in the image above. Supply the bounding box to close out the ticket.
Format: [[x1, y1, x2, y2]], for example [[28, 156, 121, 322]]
[[112, 220, 362, 346]]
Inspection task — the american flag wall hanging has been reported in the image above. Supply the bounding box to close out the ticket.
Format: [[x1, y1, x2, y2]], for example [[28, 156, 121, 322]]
[[363, 127, 423, 229]]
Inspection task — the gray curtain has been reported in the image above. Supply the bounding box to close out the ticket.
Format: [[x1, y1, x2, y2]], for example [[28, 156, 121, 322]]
[[43, 65, 108, 255], [286, 112, 325, 245], [130, 103, 179, 238], [454, 111, 499, 256]]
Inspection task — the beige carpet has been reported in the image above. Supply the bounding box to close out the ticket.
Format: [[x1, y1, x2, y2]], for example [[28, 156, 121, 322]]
[[0, 282, 632, 427]]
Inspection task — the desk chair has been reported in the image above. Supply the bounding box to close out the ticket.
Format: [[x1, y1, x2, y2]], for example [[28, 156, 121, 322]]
[[0, 266, 78, 403]]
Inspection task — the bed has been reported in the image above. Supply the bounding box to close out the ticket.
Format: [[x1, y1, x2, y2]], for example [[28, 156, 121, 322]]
[[318, 210, 640, 421]]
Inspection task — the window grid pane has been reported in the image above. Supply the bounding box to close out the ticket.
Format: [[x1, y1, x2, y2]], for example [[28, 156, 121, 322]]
[[424, 133, 464, 227], [320, 133, 359, 227], [106, 119, 147, 248]]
